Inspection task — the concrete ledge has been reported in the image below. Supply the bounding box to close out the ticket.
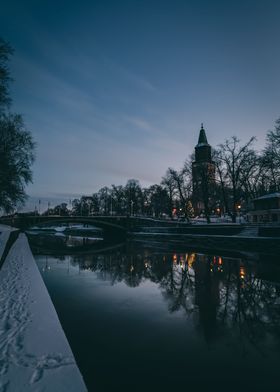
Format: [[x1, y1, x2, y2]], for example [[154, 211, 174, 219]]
[[0, 229, 20, 270], [0, 234, 87, 391], [0, 224, 18, 262]]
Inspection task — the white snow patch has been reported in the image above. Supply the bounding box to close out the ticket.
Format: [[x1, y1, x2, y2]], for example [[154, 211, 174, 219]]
[[0, 234, 87, 391], [0, 231, 10, 261], [0, 225, 16, 260]]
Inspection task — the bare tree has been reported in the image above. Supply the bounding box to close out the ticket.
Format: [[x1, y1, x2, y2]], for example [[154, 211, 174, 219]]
[[161, 168, 177, 218], [216, 136, 257, 222], [125, 179, 143, 216], [212, 149, 230, 215], [168, 164, 193, 219], [261, 118, 280, 192]]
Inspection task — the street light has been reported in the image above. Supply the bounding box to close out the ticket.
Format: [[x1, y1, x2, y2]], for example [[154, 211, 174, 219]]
[[237, 204, 242, 223], [130, 200, 134, 216]]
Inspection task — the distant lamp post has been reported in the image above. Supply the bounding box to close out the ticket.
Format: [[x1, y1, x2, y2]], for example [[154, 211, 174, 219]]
[[237, 204, 242, 223], [237, 204, 241, 214], [143, 201, 149, 216], [110, 196, 113, 216], [130, 200, 134, 216]]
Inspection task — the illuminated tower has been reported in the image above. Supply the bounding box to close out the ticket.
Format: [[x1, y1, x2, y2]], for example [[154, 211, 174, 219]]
[[192, 124, 215, 216]]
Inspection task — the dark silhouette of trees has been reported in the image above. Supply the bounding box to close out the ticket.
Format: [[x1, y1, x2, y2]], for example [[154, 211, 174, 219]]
[[42, 202, 69, 216], [168, 163, 193, 220], [71, 198, 82, 215], [0, 38, 12, 110], [125, 179, 143, 215], [261, 118, 280, 192], [161, 168, 176, 217], [215, 137, 258, 222], [111, 185, 126, 215], [54, 202, 69, 216], [0, 38, 35, 213], [143, 184, 169, 217]]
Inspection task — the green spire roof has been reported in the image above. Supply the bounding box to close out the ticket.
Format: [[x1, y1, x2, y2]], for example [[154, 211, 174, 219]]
[[197, 123, 209, 146]]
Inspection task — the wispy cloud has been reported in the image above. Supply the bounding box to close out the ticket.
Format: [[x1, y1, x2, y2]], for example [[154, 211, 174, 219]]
[[122, 115, 155, 132], [106, 60, 158, 93]]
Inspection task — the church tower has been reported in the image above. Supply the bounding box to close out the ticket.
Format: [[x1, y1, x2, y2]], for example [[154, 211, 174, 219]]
[[192, 124, 215, 216]]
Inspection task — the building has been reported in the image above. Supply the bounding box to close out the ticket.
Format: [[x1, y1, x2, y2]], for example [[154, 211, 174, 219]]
[[192, 124, 216, 216], [247, 192, 280, 223]]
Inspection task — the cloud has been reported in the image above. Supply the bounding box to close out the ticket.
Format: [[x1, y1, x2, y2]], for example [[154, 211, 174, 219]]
[[122, 115, 155, 133], [105, 59, 158, 93]]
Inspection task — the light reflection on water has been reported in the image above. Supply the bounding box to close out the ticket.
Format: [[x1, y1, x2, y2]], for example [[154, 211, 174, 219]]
[[34, 244, 280, 392]]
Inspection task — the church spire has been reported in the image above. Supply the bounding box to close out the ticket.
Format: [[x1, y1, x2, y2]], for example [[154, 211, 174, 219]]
[[197, 123, 209, 145], [194, 124, 212, 162]]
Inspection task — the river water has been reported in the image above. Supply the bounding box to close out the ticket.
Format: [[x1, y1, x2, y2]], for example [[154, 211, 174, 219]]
[[31, 234, 280, 392]]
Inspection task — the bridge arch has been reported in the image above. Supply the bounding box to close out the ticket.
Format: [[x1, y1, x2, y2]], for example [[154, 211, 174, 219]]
[[29, 217, 127, 232], [1, 215, 129, 234]]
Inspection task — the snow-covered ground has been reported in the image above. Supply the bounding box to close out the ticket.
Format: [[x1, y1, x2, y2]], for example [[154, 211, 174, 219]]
[[0, 224, 17, 261], [0, 232, 87, 391], [190, 216, 246, 224]]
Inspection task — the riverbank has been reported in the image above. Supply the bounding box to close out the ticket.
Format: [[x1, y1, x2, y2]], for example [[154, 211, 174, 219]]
[[129, 224, 280, 256], [0, 226, 86, 391]]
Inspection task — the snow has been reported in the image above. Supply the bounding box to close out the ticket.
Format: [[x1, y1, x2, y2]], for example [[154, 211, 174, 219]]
[[0, 225, 16, 260], [0, 233, 87, 391], [253, 192, 280, 200]]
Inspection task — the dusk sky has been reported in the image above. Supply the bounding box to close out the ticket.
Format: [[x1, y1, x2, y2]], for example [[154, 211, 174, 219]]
[[2, 0, 280, 206]]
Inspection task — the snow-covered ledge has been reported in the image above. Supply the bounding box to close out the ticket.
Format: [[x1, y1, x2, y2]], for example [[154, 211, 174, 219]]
[[0, 233, 87, 391], [0, 224, 17, 261]]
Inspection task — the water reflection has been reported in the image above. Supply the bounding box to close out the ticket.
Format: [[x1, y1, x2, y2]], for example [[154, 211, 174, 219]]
[[27, 225, 104, 253], [35, 245, 280, 391], [55, 248, 280, 355]]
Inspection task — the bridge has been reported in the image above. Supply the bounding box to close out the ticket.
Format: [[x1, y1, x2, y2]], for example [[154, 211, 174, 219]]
[[0, 214, 188, 235]]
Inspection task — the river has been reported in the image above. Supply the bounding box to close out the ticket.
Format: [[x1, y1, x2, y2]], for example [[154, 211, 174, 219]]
[[29, 230, 280, 391]]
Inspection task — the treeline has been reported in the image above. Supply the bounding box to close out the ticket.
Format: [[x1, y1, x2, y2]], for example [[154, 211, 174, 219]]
[[47, 118, 280, 222], [0, 39, 35, 214], [44, 179, 174, 218]]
